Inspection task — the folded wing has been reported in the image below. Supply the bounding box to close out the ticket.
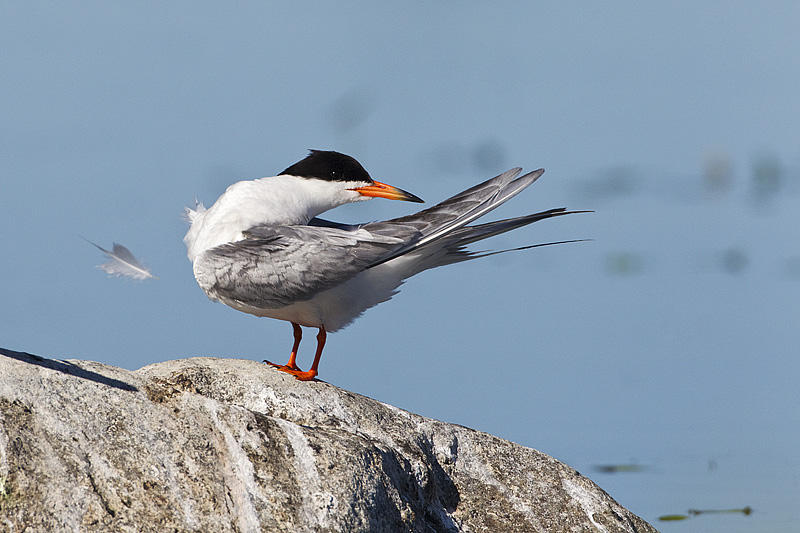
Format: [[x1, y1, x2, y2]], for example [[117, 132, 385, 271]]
[[194, 225, 402, 309]]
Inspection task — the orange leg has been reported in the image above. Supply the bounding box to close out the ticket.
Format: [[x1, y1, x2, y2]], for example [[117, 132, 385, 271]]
[[264, 325, 327, 381], [302, 327, 326, 380], [264, 323, 302, 371]]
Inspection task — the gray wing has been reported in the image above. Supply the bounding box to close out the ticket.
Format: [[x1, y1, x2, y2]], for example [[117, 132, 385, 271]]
[[302, 168, 545, 269], [196, 225, 404, 309], [306, 168, 563, 270], [362, 167, 545, 267]]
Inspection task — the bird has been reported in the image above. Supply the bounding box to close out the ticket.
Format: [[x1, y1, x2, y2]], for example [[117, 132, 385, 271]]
[[184, 150, 585, 381]]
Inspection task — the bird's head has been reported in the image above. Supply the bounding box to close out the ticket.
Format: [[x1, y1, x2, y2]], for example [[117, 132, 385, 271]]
[[279, 150, 424, 207]]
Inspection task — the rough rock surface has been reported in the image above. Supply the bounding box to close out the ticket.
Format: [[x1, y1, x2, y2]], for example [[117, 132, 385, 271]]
[[0, 348, 656, 532]]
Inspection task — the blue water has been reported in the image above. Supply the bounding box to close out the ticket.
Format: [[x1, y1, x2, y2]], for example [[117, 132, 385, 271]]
[[2, 3, 798, 531]]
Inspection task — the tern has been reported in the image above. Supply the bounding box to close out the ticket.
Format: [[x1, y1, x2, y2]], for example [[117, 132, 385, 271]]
[[185, 150, 584, 381]]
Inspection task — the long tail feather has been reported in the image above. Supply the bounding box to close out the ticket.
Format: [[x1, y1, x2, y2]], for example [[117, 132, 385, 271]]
[[451, 209, 593, 247], [407, 209, 592, 270], [467, 239, 592, 260]]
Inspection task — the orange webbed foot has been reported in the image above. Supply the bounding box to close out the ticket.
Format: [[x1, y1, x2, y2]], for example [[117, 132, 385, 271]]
[[263, 359, 301, 371], [263, 360, 318, 381]]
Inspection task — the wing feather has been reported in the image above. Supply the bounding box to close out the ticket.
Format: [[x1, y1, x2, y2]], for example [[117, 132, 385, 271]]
[[196, 225, 402, 309], [363, 168, 545, 268]]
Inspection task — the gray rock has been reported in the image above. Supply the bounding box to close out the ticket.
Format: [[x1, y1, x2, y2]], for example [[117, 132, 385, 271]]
[[0, 348, 655, 532]]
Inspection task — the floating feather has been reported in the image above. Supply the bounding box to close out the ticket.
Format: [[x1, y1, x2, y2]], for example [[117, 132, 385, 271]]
[[85, 239, 156, 280]]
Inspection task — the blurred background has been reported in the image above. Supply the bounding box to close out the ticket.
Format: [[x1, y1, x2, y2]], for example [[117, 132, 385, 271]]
[[2, 2, 798, 530]]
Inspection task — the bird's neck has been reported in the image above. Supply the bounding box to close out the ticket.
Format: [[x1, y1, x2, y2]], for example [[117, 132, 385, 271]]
[[184, 176, 359, 261], [247, 175, 358, 223]]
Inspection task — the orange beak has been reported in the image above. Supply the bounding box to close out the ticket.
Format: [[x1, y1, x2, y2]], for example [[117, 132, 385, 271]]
[[350, 180, 424, 203]]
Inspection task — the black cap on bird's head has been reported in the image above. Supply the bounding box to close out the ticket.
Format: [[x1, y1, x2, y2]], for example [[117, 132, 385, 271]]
[[281, 150, 373, 183], [281, 150, 424, 203]]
